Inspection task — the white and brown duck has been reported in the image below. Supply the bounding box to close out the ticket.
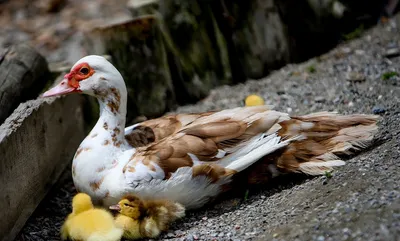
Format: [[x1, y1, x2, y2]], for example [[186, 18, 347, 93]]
[[42, 55, 379, 209]]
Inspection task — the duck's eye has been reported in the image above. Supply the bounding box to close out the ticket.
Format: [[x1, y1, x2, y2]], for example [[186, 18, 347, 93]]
[[80, 67, 89, 75], [124, 203, 129, 206]]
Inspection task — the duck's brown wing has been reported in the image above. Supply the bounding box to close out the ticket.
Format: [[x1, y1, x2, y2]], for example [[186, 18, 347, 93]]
[[123, 106, 290, 182], [124, 112, 216, 147], [124, 107, 379, 185]]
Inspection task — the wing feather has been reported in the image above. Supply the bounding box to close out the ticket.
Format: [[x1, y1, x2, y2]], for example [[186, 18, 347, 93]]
[[124, 107, 291, 183]]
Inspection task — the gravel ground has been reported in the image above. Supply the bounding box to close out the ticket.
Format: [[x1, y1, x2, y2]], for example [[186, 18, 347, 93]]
[[16, 15, 400, 241]]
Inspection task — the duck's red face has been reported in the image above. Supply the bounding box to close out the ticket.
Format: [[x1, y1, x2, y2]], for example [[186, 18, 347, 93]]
[[42, 62, 95, 97]]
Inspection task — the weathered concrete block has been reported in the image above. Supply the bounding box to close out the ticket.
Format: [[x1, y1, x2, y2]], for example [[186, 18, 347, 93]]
[[0, 44, 51, 124], [0, 95, 85, 241]]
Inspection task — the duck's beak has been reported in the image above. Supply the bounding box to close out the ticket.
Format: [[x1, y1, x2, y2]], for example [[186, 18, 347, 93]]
[[41, 79, 78, 97], [109, 204, 121, 211]]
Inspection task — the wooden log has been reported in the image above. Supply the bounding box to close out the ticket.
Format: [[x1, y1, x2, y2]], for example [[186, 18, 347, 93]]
[[0, 94, 85, 241], [0, 44, 51, 124], [83, 15, 176, 124]]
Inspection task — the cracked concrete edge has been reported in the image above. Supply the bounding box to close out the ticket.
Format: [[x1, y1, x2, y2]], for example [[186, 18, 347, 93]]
[[0, 95, 86, 241]]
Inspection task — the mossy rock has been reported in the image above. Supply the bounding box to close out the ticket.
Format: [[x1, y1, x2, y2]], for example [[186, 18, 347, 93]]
[[158, 0, 233, 104], [223, 0, 290, 79]]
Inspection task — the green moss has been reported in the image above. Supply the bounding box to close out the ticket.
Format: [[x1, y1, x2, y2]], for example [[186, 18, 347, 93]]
[[343, 24, 365, 40], [244, 189, 250, 201], [324, 171, 333, 179], [382, 71, 399, 80], [307, 65, 316, 73]]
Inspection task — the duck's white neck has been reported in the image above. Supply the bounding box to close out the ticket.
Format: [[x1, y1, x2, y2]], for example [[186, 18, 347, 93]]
[[93, 86, 127, 146], [74, 85, 129, 167], [94, 87, 127, 146], [72, 84, 130, 198]]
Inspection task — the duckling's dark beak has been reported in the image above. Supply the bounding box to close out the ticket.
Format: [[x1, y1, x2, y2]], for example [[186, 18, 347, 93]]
[[109, 204, 121, 211]]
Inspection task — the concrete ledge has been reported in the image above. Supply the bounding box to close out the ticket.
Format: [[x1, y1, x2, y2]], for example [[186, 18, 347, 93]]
[[0, 95, 85, 241]]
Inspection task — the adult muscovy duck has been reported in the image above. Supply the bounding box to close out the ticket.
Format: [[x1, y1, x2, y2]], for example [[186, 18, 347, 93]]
[[42, 55, 379, 209]]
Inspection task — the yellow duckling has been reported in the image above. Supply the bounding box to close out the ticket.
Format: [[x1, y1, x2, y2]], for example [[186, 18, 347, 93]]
[[244, 94, 265, 106], [109, 195, 185, 239], [61, 193, 123, 241]]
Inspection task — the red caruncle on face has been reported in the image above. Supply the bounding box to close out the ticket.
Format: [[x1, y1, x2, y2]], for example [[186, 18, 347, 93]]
[[65, 62, 95, 88]]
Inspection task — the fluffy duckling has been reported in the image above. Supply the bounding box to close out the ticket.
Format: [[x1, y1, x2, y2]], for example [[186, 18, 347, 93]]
[[244, 94, 265, 106], [61, 193, 123, 241], [109, 195, 185, 239]]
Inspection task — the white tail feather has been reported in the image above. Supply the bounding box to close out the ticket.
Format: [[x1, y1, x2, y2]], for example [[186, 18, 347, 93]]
[[219, 134, 266, 163], [226, 134, 303, 172]]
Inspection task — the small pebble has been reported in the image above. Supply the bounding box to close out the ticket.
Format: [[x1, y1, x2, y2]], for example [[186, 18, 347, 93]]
[[343, 228, 351, 234], [322, 176, 328, 185], [384, 47, 400, 58], [355, 49, 365, 55], [333, 97, 340, 103], [372, 106, 386, 114], [341, 47, 352, 54], [346, 71, 366, 82], [186, 234, 194, 241], [314, 96, 325, 103]]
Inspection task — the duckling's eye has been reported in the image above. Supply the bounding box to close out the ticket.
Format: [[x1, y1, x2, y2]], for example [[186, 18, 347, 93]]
[[124, 203, 129, 206], [80, 67, 89, 75]]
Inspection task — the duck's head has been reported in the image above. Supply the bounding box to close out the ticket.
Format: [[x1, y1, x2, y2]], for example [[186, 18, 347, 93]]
[[42, 55, 126, 98], [109, 195, 145, 219], [72, 193, 94, 214]]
